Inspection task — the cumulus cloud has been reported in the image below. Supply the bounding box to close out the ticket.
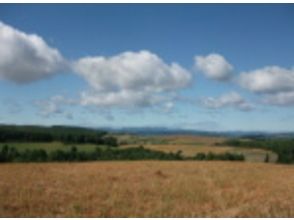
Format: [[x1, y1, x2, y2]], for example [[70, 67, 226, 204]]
[[263, 91, 294, 106], [79, 90, 163, 108], [239, 66, 294, 94], [201, 92, 253, 111], [162, 101, 174, 113], [35, 95, 75, 118], [195, 53, 234, 81], [238, 66, 294, 106], [0, 21, 67, 84], [35, 96, 64, 117], [73, 50, 192, 108]]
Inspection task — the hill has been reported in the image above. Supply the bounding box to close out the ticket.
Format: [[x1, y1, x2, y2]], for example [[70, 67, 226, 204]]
[[0, 161, 293, 217]]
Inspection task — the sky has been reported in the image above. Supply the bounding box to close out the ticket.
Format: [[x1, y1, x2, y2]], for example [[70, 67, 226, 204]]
[[0, 4, 294, 131]]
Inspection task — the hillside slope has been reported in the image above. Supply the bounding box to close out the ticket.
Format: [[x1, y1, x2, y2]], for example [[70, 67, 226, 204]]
[[0, 161, 293, 217]]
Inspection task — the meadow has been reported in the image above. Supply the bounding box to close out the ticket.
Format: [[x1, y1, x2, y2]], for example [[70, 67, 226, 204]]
[[0, 129, 292, 217], [119, 135, 278, 163], [0, 161, 293, 217], [1, 135, 278, 162]]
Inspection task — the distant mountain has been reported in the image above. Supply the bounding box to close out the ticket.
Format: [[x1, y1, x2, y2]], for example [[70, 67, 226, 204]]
[[95, 126, 294, 138], [1, 123, 293, 139]]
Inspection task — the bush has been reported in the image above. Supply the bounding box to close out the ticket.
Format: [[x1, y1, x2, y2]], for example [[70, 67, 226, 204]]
[[194, 153, 206, 160], [223, 138, 294, 164], [0, 125, 118, 147], [0, 145, 245, 163], [193, 152, 244, 161], [103, 137, 118, 147]]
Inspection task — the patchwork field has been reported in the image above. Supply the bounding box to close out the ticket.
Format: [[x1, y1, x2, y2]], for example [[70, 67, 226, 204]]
[[0, 161, 293, 217], [1, 135, 278, 162], [1, 135, 278, 163], [119, 135, 278, 162]]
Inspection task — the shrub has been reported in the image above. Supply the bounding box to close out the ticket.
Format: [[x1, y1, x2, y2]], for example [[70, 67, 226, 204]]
[[103, 137, 118, 147], [0, 145, 245, 163], [194, 153, 206, 160], [223, 138, 294, 164], [193, 152, 244, 161]]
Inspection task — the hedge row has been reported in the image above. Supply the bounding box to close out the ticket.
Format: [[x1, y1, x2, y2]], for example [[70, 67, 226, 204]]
[[222, 138, 294, 164], [0, 145, 245, 162]]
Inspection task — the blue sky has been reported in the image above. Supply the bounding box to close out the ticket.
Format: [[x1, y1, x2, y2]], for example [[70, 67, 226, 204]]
[[0, 4, 294, 131]]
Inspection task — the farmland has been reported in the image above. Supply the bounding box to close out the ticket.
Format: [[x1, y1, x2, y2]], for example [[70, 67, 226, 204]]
[[0, 161, 293, 217], [1, 135, 278, 162], [1, 4, 294, 218], [118, 135, 278, 163], [0, 126, 293, 217]]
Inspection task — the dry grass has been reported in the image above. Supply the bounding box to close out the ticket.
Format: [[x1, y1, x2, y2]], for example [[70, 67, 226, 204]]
[[158, 135, 226, 145], [121, 135, 277, 162], [143, 144, 233, 155], [0, 161, 293, 217]]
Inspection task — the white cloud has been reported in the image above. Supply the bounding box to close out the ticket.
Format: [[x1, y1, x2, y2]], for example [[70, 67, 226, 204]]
[[35, 96, 65, 117], [263, 91, 294, 106], [201, 92, 253, 111], [195, 53, 234, 81], [0, 21, 66, 84], [35, 95, 75, 118], [239, 66, 294, 94], [73, 50, 192, 108], [238, 66, 294, 106], [79, 90, 162, 108], [162, 101, 174, 113]]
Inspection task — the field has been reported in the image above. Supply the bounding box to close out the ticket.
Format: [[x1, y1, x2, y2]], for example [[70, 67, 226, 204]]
[[119, 135, 278, 163], [0, 134, 290, 217], [0, 161, 293, 217], [1, 135, 278, 162]]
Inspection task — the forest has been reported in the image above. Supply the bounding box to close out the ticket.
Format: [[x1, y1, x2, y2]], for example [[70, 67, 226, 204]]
[[222, 138, 294, 164], [0, 145, 245, 162], [0, 125, 117, 146]]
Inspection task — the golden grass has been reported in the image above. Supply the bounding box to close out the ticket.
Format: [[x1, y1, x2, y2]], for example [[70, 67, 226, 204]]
[[121, 135, 278, 163], [115, 134, 225, 146], [144, 144, 232, 154], [1, 135, 278, 163], [158, 135, 226, 145], [0, 161, 293, 217]]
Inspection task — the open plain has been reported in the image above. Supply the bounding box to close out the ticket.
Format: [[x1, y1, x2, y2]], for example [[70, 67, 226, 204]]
[[0, 161, 293, 217]]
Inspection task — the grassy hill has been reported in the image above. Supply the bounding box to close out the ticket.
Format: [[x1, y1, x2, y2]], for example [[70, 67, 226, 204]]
[[119, 135, 278, 163], [0, 161, 293, 217]]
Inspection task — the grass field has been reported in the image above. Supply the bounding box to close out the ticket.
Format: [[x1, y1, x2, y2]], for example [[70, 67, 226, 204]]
[[119, 135, 278, 163], [1, 135, 278, 162], [0, 161, 293, 217], [141, 144, 277, 162]]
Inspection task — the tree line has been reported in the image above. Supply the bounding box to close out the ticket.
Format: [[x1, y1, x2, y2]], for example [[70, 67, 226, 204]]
[[193, 152, 245, 161], [0, 145, 245, 163], [221, 138, 294, 164], [0, 125, 118, 146]]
